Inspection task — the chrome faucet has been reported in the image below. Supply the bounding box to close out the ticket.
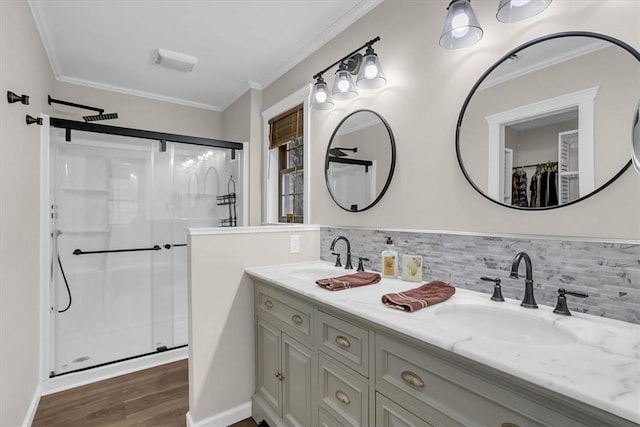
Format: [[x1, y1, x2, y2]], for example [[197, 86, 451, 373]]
[[510, 252, 538, 308], [329, 236, 353, 270]]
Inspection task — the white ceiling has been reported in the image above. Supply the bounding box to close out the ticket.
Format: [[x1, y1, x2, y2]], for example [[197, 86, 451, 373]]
[[29, 0, 382, 112]]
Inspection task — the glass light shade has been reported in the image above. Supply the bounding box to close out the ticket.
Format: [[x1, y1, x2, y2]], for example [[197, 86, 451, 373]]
[[497, 0, 552, 23], [311, 78, 334, 110], [356, 51, 386, 89], [439, 0, 483, 50], [331, 66, 358, 100]]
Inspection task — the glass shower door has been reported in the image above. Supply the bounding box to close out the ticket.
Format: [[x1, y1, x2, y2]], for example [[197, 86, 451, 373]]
[[52, 129, 157, 374], [159, 142, 242, 347], [51, 128, 242, 375]]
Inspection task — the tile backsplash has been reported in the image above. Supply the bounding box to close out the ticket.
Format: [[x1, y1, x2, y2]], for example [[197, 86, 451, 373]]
[[320, 226, 640, 324]]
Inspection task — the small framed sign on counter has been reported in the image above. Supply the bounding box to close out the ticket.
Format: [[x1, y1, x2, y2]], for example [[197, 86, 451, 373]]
[[401, 255, 423, 282]]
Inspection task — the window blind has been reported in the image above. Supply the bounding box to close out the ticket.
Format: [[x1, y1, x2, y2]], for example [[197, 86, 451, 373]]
[[269, 104, 303, 149]]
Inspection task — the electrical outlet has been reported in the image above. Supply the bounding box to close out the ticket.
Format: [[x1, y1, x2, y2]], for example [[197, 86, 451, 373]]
[[290, 235, 300, 253]]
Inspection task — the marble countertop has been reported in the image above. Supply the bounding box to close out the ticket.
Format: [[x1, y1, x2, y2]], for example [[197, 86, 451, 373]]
[[246, 260, 640, 424]]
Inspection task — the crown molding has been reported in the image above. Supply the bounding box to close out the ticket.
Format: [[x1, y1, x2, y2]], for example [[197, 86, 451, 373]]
[[219, 80, 263, 111], [256, 0, 383, 90], [28, 0, 62, 79], [56, 75, 223, 112], [480, 39, 609, 90]]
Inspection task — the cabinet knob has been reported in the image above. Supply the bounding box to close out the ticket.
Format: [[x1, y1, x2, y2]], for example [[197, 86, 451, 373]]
[[335, 390, 351, 404], [275, 372, 284, 381], [401, 370, 425, 388], [334, 335, 351, 348], [291, 314, 303, 325], [264, 300, 273, 309]]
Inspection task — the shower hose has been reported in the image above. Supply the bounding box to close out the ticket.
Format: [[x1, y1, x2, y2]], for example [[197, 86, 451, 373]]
[[57, 255, 72, 313]]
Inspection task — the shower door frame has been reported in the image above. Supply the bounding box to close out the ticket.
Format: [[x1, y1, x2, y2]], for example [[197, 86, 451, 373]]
[[40, 116, 247, 383]]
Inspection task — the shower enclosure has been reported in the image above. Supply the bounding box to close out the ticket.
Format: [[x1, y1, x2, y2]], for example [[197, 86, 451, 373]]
[[49, 120, 244, 375]]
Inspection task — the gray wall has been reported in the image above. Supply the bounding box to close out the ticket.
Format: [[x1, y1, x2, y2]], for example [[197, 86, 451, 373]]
[[261, 0, 640, 240], [0, 1, 54, 425]]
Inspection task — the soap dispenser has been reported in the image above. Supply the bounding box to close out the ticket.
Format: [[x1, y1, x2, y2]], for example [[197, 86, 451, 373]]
[[381, 237, 398, 278]]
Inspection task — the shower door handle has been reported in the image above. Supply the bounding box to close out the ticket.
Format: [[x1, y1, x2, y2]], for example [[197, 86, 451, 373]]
[[163, 244, 187, 249], [73, 245, 162, 255]]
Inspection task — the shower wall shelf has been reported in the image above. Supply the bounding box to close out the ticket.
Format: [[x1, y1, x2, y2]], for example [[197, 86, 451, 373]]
[[62, 188, 109, 193], [60, 229, 111, 234]]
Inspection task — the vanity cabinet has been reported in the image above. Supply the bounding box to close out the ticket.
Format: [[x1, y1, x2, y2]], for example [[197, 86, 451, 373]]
[[254, 284, 315, 427], [251, 279, 635, 427]]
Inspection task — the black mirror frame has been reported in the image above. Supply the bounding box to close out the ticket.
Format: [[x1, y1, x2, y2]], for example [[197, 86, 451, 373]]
[[455, 31, 639, 211], [325, 109, 396, 212]]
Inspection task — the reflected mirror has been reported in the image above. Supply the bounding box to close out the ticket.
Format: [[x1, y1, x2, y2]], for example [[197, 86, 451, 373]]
[[325, 109, 396, 212], [457, 32, 640, 210], [633, 100, 640, 174]]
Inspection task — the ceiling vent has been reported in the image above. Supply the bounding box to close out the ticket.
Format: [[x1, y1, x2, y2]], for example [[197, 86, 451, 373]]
[[155, 48, 198, 72]]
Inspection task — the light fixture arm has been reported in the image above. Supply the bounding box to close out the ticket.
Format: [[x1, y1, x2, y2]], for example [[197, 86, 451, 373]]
[[313, 36, 380, 80]]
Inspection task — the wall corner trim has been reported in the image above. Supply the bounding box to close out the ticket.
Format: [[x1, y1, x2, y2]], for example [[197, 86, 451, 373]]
[[21, 384, 42, 427], [186, 401, 252, 427]]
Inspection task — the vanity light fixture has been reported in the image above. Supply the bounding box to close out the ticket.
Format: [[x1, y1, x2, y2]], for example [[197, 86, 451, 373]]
[[311, 76, 335, 110], [332, 62, 359, 100], [439, 0, 483, 50], [311, 36, 385, 110], [440, 0, 553, 49], [496, 0, 552, 23], [357, 45, 387, 89]]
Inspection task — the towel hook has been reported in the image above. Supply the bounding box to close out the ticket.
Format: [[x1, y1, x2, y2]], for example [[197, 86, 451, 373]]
[[7, 91, 29, 105], [26, 115, 43, 126]]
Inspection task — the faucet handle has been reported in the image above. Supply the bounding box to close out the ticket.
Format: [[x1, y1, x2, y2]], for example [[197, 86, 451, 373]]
[[481, 277, 504, 302], [553, 288, 589, 316], [357, 257, 369, 272], [332, 252, 342, 268]]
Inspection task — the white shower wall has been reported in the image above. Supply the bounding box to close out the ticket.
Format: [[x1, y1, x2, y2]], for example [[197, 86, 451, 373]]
[[50, 128, 242, 375]]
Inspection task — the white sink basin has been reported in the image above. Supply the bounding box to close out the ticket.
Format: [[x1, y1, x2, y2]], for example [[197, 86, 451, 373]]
[[288, 266, 346, 281], [435, 305, 576, 345]]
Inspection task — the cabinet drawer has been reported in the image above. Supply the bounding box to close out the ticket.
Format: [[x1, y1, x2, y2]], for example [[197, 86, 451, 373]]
[[376, 333, 552, 427], [256, 282, 313, 345], [317, 310, 369, 377], [319, 407, 347, 427], [319, 354, 369, 427], [376, 393, 433, 427]]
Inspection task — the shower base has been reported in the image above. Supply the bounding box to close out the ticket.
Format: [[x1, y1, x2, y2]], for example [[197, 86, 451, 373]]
[[42, 345, 188, 396]]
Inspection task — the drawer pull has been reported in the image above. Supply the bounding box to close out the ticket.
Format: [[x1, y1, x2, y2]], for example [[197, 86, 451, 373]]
[[501, 424, 520, 427], [264, 300, 273, 309], [401, 370, 425, 388], [334, 335, 351, 348], [291, 314, 303, 325], [335, 390, 351, 404]]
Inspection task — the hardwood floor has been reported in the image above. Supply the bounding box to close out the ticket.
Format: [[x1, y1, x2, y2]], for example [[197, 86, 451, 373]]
[[32, 359, 259, 426], [33, 360, 189, 426], [229, 418, 259, 427]]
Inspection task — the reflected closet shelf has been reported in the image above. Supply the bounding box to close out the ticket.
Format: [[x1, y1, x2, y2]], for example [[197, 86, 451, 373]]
[[61, 188, 109, 193], [59, 229, 111, 234]]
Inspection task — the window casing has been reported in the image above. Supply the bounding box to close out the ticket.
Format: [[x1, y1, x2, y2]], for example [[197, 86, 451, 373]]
[[268, 104, 304, 223]]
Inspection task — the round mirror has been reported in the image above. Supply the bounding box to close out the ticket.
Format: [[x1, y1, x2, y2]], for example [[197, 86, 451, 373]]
[[456, 32, 640, 210], [325, 109, 396, 212]]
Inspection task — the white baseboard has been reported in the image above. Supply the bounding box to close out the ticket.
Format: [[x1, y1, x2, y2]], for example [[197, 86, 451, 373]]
[[22, 384, 42, 427], [186, 402, 252, 427]]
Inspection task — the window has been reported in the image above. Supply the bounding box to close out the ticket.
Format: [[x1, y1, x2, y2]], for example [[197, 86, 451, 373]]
[[269, 104, 304, 223]]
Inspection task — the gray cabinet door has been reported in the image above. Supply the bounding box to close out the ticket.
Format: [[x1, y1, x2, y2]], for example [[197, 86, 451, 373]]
[[257, 316, 282, 415], [282, 333, 314, 427]]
